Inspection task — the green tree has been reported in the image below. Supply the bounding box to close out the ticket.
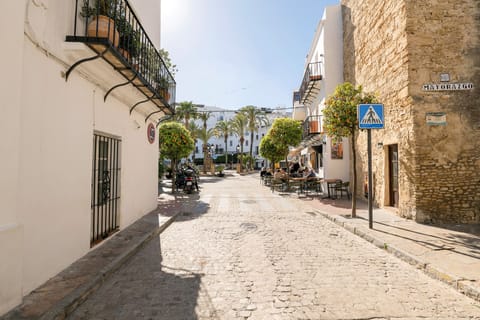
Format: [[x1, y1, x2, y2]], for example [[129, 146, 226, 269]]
[[324, 82, 377, 217], [158, 48, 178, 76], [230, 113, 248, 172], [239, 105, 269, 169], [187, 120, 201, 163], [158, 122, 195, 192], [259, 134, 283, 168], [175, 101, 198, 130], [214, 120, 232, 167], [268, 118, 302, 173]]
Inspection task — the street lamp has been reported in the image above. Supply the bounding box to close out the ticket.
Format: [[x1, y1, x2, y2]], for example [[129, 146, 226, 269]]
[[236, 144, 240, 172]]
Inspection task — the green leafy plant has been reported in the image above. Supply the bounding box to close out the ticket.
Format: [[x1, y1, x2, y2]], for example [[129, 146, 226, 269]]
[[80, 0, 118, 19], [259, 134, 284, 168], [268, 118, 302, 173], [216, 165, 225, 177], [324, 82, 377, 217], [158, 122, 195, 192], [116, 18, 141, 58]]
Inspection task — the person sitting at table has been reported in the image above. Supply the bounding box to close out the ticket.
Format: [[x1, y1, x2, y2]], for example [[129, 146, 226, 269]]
[[260, 167, 267, 177], [274, 168, 288, 182], [264, 168, 273, 176], [303, 167, 317, 179]]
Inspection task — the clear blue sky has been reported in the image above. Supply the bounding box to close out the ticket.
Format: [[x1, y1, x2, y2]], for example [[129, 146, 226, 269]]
[[161, 0, 339, 110]]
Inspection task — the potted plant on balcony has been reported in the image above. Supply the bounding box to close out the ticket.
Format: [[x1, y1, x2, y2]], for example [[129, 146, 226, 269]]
[[116, 17, 141, 61], [80, 0, 120, 47], [156, 76, 171, 102]]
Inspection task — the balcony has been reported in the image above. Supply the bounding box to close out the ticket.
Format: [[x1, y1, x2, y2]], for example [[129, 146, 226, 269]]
[[292, 90, 301, 105], [303, 115, 323, 139], [298, 62, 323, 104], [65, 0, 175, 122]]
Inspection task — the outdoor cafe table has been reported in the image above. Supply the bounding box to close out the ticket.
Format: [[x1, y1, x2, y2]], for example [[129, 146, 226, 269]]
[[288, 177, 322, 195], [323, 178, 341, 199], [288, 177, 306, 192]]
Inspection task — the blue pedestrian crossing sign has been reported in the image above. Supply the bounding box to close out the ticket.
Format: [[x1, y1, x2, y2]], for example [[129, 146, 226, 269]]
[[358, 104, 384, 129]]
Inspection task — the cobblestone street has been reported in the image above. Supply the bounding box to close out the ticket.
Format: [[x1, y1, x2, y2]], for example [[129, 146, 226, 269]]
[[69, 173, 480, 320]]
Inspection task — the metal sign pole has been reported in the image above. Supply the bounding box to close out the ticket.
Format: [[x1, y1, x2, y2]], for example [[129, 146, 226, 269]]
[[358, 103, 384, 229], [367, 129, 373, 229]]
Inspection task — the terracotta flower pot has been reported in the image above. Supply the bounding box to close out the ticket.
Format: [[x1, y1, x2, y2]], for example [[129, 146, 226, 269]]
[[159, 89, 170, 102], [87, 15, 119, 47], [118, 48, 130, 61]]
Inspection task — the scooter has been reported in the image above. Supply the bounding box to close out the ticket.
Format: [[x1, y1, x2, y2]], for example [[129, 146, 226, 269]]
[[182, 168, 199, 193], [175, 168, 199, 193]]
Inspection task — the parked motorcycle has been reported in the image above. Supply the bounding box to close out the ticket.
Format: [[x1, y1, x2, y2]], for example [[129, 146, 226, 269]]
[[175, 167, 199, 193]]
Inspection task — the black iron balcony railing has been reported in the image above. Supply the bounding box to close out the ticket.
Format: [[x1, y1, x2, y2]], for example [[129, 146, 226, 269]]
[[303, 115, 323, 138], [65, 0, 175, 121], [298, 62, 323, 104]]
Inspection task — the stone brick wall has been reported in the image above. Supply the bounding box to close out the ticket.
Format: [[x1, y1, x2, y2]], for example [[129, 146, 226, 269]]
[[407, 0, 480, 223], [342, 0, 416, 218], [342, 0, 480, 223]]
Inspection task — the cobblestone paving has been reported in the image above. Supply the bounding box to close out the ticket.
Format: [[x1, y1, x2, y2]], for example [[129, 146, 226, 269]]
[[69, 174, 480, 320]]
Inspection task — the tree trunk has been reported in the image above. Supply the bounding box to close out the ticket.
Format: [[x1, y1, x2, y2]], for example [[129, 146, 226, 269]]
[[171, 157, 178, 193], [249, 132, 254, 169], [240, 137, 244, 172], [224, 137, 228, 167], [351, 130, 357, 218], [203, 145, 208, 174]]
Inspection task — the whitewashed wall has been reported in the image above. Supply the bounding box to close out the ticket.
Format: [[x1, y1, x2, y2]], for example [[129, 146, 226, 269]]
[[129, 0, 161, 48], [0, 0, 25, 313], [1, 0, 161, 315], [303, 5, 349, 180]]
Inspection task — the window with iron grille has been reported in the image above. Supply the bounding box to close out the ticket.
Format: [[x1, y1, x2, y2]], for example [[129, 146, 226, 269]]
[[91, 133, 121, 247]]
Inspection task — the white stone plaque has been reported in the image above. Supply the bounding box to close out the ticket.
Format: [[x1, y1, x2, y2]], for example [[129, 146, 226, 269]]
[[426, 112, 447, 126]]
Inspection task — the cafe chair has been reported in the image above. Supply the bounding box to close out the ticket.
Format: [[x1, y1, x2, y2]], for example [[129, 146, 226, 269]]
[[270, 178, 285, 193], [334, 180, 351, 199]]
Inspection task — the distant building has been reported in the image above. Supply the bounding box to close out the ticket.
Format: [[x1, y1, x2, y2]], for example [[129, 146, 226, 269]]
[[192, 106, 291, 169], [0, 0, 175, 315]]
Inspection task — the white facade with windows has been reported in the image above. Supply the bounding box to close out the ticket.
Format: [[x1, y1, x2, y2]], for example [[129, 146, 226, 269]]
[[192, 106, 290, 169], [293, 5, 349, 183], [0, 0, 170, 315]]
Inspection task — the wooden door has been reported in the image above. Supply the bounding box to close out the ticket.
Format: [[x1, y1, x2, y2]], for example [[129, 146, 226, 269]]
[[388, 144, 399, 207]]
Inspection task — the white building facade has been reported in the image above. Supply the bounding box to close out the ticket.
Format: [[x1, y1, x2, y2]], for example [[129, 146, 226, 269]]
[[192, 106, 290, 169], [0, 0, 174, 315], [292, 5, 349, 184]]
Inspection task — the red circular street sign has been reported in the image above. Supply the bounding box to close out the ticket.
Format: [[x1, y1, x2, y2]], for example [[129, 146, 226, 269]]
[[147, 123, 155, 144]]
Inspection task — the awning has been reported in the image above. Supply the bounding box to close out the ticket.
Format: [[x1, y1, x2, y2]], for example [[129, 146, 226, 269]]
[[300, 133, 325, 148], [288, 146, 303, 157]]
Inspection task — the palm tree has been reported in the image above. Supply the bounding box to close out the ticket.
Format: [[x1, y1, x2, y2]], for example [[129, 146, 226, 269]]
[[197, 127, 215, 174], [196, 111, 213, 170], [230, 113, 248, 172], [175, 101, 198, 130], [214, 120, 232, 167], [188, 120, 201, 163], [239, 105, 269, 169], [197, 111, 211, 131]]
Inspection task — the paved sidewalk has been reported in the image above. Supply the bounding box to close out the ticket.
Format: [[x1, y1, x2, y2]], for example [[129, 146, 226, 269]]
[[1, 192, 183, 320], [301, 195, 480, 303], [3, 174, 479, 319]]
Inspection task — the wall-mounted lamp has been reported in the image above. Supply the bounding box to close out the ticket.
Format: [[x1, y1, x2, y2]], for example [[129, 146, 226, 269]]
[[377, 142, 384, 149]]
